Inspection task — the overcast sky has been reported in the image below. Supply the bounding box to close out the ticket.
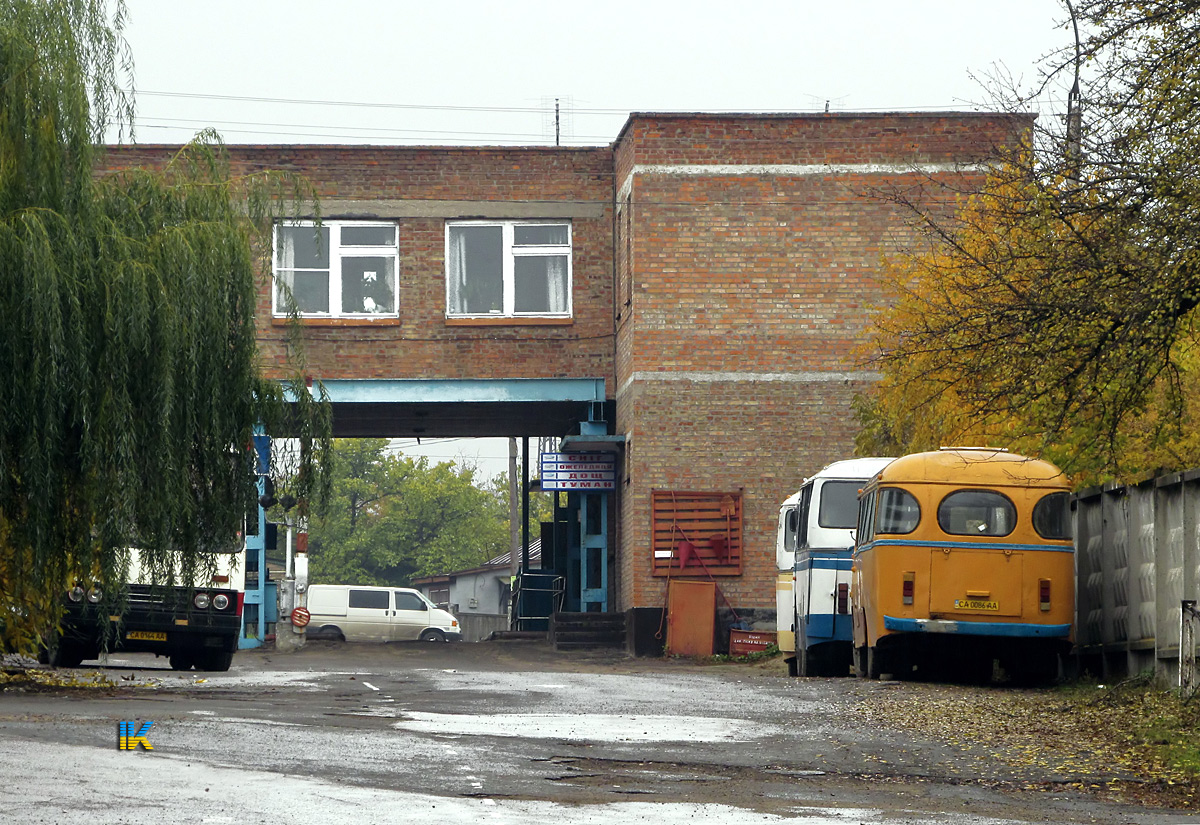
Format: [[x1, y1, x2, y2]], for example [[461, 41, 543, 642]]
[[112, 0, 1072, 147], [110, 1, 1072, 479]]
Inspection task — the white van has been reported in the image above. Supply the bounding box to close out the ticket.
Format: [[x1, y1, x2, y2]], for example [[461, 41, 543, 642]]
[[306, 585, 462, 643]]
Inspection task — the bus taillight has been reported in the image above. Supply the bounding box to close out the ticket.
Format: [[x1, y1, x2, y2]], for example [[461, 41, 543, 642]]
[[902, 572, 915, 605], [1039, 578, 1051, 612], [836, 583, 849, 614]]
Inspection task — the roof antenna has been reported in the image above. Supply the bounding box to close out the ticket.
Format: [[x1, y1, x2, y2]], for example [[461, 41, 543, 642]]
[[1065, 0, 1083, 180]]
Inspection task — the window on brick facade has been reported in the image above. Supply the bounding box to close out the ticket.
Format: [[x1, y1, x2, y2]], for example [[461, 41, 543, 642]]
[[446, 220, 571, 318], [273, 221, 399, 318]]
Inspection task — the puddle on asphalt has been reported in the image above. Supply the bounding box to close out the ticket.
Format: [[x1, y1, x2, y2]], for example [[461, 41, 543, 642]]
[[180, 670, 366, 691], [2, 738, 1063, 825], [393, 712, 776, 742]]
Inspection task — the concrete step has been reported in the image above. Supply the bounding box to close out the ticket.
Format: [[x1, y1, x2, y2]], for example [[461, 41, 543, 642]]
[[554, 639, 626, 651], [485, 630, 547, 642], [550, 611, 626, 651]]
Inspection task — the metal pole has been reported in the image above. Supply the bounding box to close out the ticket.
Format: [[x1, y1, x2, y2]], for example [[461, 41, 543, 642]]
[[508, 438, 519, 628], [285, 518, 294, 580], [522, 436, 530, 573], [276, 519, 301, 653]]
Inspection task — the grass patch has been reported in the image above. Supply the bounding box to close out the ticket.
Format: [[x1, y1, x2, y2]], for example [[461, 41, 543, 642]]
[[1053, 673, 1200, 800], [668, 643, 782, 665]]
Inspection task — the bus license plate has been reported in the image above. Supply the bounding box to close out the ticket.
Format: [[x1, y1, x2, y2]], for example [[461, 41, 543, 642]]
[[953, 599, 999, 611], [126, 631, 167, 641]]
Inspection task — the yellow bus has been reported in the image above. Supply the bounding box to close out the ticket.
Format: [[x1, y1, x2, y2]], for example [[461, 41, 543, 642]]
[[851, 448, 1073, 685]]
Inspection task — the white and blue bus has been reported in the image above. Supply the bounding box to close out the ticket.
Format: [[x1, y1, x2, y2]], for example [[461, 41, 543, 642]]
[[777, 457, 894, 676]]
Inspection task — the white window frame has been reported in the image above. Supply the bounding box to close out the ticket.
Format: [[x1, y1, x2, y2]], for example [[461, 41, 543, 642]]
[[272, 220, 400, 318], [445, 220, 573, 319]]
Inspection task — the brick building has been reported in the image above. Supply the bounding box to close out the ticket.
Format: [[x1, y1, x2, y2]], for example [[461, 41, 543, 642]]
[[103, 112, 1024, 650]]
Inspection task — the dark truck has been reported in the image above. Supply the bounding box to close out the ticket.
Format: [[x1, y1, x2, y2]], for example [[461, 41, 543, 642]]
[[44, 552, 243, 672]]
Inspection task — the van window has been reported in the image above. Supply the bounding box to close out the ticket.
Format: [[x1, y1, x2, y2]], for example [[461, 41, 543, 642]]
[[349, 589, 389, 610], [877, 487, 920, 534], [1033, 491, 1072, 540], [938, 489, 1016, 536], [395, 591, 427, 611]]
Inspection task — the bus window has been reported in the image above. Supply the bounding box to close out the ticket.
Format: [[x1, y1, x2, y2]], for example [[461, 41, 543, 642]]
[[1033, 491, 1072, 540], [877, 487, 920, 534], [938, 490, 1016, 536], [858, 489, 878, 543], [783, 507, 799, 555], [818, 480, 864, 529], [796, 485, 812, 548], [858, 490, 874, 543]]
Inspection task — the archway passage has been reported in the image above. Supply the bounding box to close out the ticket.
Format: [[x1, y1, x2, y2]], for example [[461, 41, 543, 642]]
[[249, 376, 620, 644]]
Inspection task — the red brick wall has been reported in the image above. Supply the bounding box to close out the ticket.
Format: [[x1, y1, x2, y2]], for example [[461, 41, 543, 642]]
[[615, 112, 1025, 166], [100, 113, 1026, 618], [98, 145, 617, 384], [613, 113, 1028, 611]]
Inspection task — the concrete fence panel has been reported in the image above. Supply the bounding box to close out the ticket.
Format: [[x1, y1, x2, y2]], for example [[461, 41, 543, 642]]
[[1075, 469, 1200, 684]]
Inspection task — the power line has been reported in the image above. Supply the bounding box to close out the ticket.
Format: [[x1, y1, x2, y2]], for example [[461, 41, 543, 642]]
[[132, 87, 1064, 116], [136, 115, 614, 141], [132, 88, 625, 114], [121, 88, 1067, 145]]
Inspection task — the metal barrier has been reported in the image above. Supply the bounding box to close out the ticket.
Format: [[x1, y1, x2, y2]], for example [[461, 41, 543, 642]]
[[1074, 471, 1200, 685], [510, 572, 564, 632]]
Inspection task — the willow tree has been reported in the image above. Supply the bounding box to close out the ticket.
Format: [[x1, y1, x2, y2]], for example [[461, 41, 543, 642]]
[[857, 1, 1200, 484], [0, 0, 330, 655]]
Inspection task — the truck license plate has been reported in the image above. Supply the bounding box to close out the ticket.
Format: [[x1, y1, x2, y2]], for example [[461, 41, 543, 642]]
[[126, 631, 167, 641]]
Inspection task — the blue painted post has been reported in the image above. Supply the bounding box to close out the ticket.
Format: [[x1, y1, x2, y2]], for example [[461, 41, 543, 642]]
[[238, 433, 271, 649], [579, 492, 608, 612]]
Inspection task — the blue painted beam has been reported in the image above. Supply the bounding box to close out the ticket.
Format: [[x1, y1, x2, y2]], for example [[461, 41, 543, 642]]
[[298, 378, 607, 404]]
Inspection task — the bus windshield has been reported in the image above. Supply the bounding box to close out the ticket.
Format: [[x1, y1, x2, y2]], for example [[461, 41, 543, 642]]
[[818, 480, 863, 529]]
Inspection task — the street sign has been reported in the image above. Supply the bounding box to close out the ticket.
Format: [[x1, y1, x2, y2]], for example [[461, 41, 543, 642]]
[[290, 607, 311, 628], [539, 452, 616, 490]]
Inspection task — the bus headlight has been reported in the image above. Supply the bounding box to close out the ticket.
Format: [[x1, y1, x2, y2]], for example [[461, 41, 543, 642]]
[[193, 592, 211, 609], [212, 594, 230, 610], [87, 587, 103, 604], [68, 586, 85, 603]]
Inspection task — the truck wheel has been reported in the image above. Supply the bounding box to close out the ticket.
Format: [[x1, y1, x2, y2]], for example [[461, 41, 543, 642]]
[[419, 629, 446, 643], [50, 643, 84, 669], [168, 652, 195, 671], [196, 650, 234, 672]]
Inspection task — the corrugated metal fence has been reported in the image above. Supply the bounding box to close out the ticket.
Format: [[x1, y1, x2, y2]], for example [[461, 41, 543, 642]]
[[1074, 469, 1200, 688]]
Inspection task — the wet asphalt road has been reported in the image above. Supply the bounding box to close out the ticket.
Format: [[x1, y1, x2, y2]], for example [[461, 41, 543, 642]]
[[0, 640, 1194, 824]]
